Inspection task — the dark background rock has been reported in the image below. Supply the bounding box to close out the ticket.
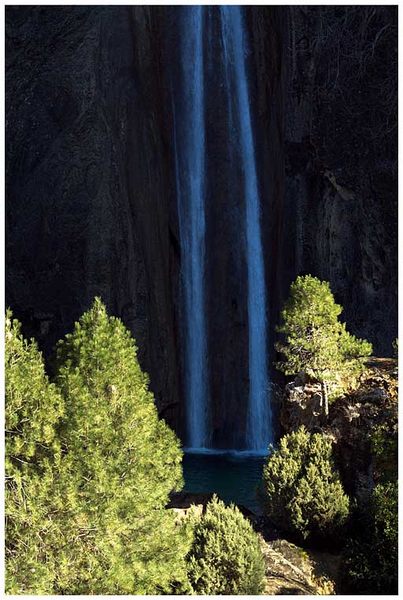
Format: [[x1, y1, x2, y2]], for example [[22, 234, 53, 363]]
[[6, 6, 181, 432], [279, 6, 397, 356], [6, 6, 397, 441]]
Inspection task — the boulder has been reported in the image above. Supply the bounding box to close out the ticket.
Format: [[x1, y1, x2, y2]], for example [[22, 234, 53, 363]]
[[280, 376, 324, 432], [260, 537, 336, 595]]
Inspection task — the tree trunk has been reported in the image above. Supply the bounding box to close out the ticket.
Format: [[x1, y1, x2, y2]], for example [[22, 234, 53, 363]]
[[321, 381, 329, 417]]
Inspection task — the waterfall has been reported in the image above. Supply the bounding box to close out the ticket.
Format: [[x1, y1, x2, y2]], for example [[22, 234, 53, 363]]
[[173, 6, 272, 453], [220, 6, 273, 451], [173, 6, 209, 449]]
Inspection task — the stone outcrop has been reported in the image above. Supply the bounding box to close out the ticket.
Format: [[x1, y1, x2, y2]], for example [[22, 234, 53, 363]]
[[280, 375, 324, 432], [328, 358, 397, 499], [260, 538, 336, 595], [279, 358, 398, 499]]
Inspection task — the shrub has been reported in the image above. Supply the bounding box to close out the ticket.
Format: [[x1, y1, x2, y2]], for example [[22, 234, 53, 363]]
[[263, 427, 349, 541], [187, 495, 265, 594], [5, 310, 64, 476], [371, 422, 398, 483], [342, 482, 398, 594]]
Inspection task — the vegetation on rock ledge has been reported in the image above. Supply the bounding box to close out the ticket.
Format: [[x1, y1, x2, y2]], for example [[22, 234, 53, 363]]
[[276, 275, 372, 415], [5, 288, 398, 595]]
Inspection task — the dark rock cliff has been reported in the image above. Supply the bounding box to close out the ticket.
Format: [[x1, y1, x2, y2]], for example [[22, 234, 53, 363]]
[[6, 6, 181, 430], [6, 6, 397, 438], [280, 6, 397, 355]]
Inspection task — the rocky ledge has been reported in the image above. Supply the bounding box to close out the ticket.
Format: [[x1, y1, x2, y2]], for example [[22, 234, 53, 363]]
[[260, 538, 336, 595], [280, 358, 398, 499]]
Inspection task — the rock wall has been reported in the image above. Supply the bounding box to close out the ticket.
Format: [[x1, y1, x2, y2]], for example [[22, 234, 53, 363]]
[[280, 6, 397, 355], [6, 7, 397, 438], [6, 6, 181, 429]]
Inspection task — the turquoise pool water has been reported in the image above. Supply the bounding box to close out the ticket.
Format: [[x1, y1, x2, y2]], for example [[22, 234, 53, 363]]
[[183, 450, 266, 515]]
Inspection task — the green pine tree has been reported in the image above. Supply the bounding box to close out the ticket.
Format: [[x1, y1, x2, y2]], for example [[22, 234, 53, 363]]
[[6, 301, 192, 594], [263, 427, 349, 541], [53, 298, 191, 594], [187, 495, 266, 594], [5, 310, 63, 476], [276, 275, 372, 414], [5, 310, 66, 593]]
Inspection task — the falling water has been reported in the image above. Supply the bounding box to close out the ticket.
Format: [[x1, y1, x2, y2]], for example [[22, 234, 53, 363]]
[[173, 7, 209, 449], [220, 6, 273, 451], [173, 6, 272, 452]]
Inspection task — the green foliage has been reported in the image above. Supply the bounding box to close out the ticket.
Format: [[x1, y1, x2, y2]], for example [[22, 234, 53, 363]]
[[5, 310, 66, 593], [5, 310, 63, 476], [368, 365, 398, 483], [6, 300, 191, 594], [342, 482, 398, 594], [53, 298, 189, 594], [187, 495, 265, 595], [371, 422, 398, 483], [342, 385, 398, 595], [263, 427, 349, 541], [276, 275, 372, 393], [372, 482, 398, 560], [392, 337, 398, 358], [341, 360, 398, 595]]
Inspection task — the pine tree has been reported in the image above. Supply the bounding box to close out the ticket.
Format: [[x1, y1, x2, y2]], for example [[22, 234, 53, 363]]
[[276, 275, 372, 414], [187, 495, 266, 594], [263, 427, 349, 541], [6, 301, 192, 594], [5, 311, 66, 593], [53, 298, 191, 594], [5, 310, 63, 476]]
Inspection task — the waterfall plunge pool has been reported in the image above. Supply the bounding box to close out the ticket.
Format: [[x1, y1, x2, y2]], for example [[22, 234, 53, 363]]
[[182, 449, 268, 515]]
